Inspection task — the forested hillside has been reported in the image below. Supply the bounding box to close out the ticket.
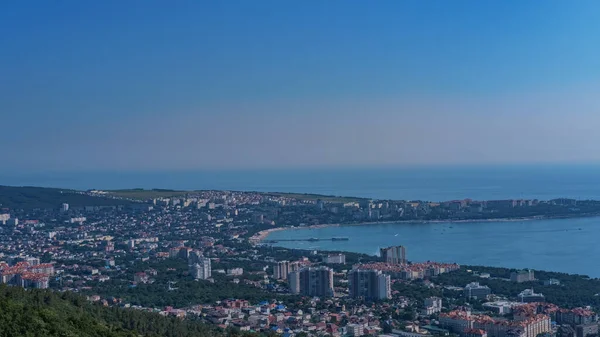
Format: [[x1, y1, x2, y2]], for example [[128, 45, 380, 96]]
[[0, 284, 225, 337], [0, 185, 130, 210]]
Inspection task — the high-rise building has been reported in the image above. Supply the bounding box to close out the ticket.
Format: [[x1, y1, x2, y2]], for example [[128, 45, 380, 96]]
[[289, 270, 300, 294], [576, 324, 598, 337], [518, 289, 545, 303], [188, 250, 202, 265], [25, 257, 40, 266], [556, 308, 597, 327], [511, 269, 535, 283], [274, 261, 289, 280], [380, 245, 407, 264], [323, 254, 346, 264], [61, 203, 69, 212], [464, 282, 491, 299], [191, 257, 211, 280], [423, 297, 443, 315], [346, 324, 364, 337], [378, 272, 391, 300], [348, 269, 391, 300], [295, 267, 334, 297]]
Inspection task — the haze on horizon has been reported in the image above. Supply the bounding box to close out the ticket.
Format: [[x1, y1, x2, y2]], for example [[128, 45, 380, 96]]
[[2, 1, 600, 172]]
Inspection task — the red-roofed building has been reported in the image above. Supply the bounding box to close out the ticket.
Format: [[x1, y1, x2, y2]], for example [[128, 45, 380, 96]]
[[466, 328, 488, 337], [134, 272, 149, 284], [556, 308, 597, 326], [0, 261, 54, 289], [441, 310, 550, 337], [355, 261, 459, 280]]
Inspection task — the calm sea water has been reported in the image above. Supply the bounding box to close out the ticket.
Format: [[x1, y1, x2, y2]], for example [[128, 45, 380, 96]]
[[266, 217, 600, 277], [4, 165, 600, 201]]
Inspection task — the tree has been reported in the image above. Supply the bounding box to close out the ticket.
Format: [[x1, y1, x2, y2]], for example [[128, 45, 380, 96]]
[[0, 284, 219, 337]]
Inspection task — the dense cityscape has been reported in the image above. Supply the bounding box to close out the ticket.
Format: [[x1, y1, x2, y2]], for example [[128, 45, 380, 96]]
[[1, 187, 600, 337]]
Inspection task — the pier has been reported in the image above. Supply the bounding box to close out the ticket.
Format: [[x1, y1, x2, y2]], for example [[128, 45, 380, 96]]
[[263, 237, 349, 243]]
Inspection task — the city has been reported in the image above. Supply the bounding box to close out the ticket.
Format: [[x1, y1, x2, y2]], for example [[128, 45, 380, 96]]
[[3, 1, 600, 336], [1, 187, 600, 337]]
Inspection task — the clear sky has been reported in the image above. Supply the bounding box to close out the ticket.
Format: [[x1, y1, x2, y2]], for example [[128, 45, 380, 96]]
[[2, 0, 600, 171]]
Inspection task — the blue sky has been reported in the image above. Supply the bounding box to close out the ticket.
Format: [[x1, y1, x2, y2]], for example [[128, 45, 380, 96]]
[[2, 1, 600, 171]]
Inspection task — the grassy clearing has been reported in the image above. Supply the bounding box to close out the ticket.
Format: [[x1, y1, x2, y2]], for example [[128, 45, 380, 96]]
[[266, 192, 366, 203], [107, 189, 189, 200]]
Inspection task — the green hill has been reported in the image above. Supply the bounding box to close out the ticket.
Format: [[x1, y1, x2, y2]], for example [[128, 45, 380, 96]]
[[0, 185, 132, 210], [107, 188, 189, 200], [0, 284, 224, 337]]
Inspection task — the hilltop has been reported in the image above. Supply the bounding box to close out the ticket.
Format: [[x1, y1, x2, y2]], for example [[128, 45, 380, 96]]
[[106, 188, 364, 203], [263, 192, 366, 203], [0, 185, 131, 210], [0, 185, 363, 209]]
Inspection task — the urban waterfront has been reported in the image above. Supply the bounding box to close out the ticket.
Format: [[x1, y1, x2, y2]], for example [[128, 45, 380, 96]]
[[266, 216, 600, 277]]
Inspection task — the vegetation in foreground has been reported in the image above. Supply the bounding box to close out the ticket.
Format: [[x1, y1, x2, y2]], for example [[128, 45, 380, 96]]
[[0, 284, 229, 337]]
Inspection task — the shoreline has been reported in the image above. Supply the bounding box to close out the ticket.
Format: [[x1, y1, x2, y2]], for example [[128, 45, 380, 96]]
[[249, 223, 341, 243], [252, 212, 600, 243]]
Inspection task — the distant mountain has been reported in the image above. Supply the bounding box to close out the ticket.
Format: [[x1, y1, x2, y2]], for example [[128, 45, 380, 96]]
[[0, 185, 131, 210]]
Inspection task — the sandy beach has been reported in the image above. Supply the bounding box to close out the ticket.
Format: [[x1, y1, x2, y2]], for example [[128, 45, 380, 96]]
[[249, 223, 341, 243]]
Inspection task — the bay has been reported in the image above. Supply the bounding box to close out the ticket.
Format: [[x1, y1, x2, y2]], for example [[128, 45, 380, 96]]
[[265, 216, 600, 277]]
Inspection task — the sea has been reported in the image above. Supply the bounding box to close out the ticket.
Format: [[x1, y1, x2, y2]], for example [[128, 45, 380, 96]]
[[4, 164, 600, 201], [265, 218, 600, 277], [3, 164, 600, 276]]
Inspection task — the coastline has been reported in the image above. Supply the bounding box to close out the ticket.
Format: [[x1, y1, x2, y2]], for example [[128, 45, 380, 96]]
[[252, 212, 600, 243], [249, 223, 341, 243]]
